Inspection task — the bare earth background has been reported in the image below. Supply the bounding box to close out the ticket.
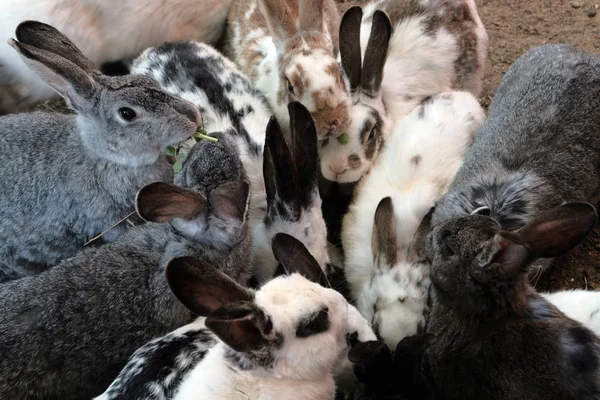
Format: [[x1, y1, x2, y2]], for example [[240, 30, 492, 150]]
[[37, 0, 600, 291]]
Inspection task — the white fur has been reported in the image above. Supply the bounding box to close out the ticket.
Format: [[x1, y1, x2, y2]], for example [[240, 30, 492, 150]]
[[342, 91, 485, 348], [0, 0, 233, 112], [542, 290, 600, 336]]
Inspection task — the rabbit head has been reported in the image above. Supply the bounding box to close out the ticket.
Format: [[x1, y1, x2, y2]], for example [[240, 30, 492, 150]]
[[136, 138, 251, 250], [258, 0, 350, 139], [357, 197, 433, 350], [9, 21, 200, 166], [426, 202, 597, 315], [252, 102, 329, 282], [319, 7, 393, 183], [164, 238, 351, 380]]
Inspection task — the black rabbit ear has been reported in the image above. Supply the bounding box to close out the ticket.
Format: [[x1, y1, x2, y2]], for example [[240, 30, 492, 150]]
[[372, 197, 397, 268], [361, 10, 392, 97], [407, 207, 435, 263], [136, 181, 206, 223], [339, 6, 363, 92], [289, 101, 319, 209], [271, 233, 330, 287]]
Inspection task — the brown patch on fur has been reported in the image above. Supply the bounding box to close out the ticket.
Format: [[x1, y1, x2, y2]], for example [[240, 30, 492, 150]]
[[411, 155, 422, 166], [289, 64, 309, 98], [348, 154, 362, 170], [311, 90, 350, 140], [359, 108, 384, 160]]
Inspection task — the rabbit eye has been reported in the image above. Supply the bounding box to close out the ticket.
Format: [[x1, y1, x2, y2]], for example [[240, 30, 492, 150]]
[[118, 107, 137, 122], [367, 127, 376, 142], [286, 79, 295, 95]]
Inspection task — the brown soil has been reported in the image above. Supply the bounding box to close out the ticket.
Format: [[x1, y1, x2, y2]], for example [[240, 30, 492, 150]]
[[336, 0, 600, 292]]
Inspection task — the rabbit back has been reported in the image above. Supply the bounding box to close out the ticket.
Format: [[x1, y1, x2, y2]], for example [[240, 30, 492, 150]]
[[542, 290, 600, 337]]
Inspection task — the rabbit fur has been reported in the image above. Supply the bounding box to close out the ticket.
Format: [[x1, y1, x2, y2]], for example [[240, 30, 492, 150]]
[[96, 235, 376, 400], [0, 137, 253, 400], [0, 21, 200, 280], [542, 290, 600, 337], [421, 202, 600, 400], [132, 42, 330, 283], [0, 0, 233, 114], [226, 0, 351, 140], [342, 91, 484, 349], [319, 0, 488, 183]]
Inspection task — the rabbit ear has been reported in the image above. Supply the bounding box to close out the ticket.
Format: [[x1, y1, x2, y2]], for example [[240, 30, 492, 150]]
[[271, 233, 330, 287], [299, 0, 324, 33], [8, 39, 96, 111], [407, 207, 435, 264], [361, 10, 392, 97], [206, 301, 273, 353], [209, 181, 250, 228], [165, 256, 253, 316], [136, 182, 206, 223], [372, 197, 397, 269], [259, 0, 297, 50], [15, 21, 97, 73], [264, 116, 301, 220], [289, 101, 318, 209], [475, 202, 597, 281], [339, 6, 363, 92]]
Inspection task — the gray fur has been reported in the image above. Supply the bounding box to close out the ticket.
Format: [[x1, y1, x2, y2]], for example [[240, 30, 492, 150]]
[[434, 44, 600, 232], [0, 137, 252, 400], [0, 22, 200, 279]]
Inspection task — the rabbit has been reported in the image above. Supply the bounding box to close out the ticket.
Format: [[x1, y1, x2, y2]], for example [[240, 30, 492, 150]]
[[225, 0, 351, 140], [319, 0, 488, 183], [542, 290, 600, 336], [0, 21, 200, 280], [96, 233, 376, 400], [433, 44, 600, 272], [341, 91, 485, 348], [421, 202, 600, 400], [131, 42, 331, 282], [0, 136, 253, 400], [0, 0, 234, 114]]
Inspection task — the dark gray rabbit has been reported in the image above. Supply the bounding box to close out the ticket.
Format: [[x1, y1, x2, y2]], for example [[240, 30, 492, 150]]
[[0, 21, 200, 280], [420, 202, 600, 400], [0, 135, 252, 400], [433, 44, 600, 267]]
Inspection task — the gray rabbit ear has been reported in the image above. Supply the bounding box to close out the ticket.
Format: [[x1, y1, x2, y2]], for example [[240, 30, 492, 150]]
[[271, 233, 330, 287], [289, 101, 318, 209], [361, 10, 392, 97], [209, 181, 250, 228], [15, 21, 98, 73], [339, 6, 363, 92], [407, 207, 435, 264], [165, 256, 253, 316], [135, 182, 207, 223], [372, 197, 397, 269], [8, 38, 96, 111]]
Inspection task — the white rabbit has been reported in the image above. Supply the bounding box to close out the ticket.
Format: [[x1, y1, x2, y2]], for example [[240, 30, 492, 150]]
[[320, 0, 488, 184], [96, 234, 376, 400], [541, 290, 600, 336], [0, 0, 233, 114], [342, 91, 485, 349], [226, 0, 351, 140]]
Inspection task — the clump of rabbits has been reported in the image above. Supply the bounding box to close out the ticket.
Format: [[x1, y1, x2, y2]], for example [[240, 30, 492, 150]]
[[226, 0, 350, 140], [0, 0, 234, 113], [0, 21, 200, 280], [433, 44, 600, 272], [342, 91, 485, 349], [319, 0, 488, 183], [418, 202, 600, 400], [0, 136, 252, 400], [132, 41, 330, 283], [97, 234, 377, 400]]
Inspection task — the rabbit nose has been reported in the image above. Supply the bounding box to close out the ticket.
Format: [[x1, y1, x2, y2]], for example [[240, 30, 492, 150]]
[[329, 164, 348, 176], [175, 100, 201, 126], [327, 120, 339, 136]]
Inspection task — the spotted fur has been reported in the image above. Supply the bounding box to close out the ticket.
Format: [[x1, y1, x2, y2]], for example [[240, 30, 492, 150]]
[[342, 91, 484, 349], [226, 0, 350, 140]]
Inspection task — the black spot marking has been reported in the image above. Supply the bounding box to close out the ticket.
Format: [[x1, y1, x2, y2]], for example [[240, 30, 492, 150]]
[[348, 154, 362, 170], [411, 155, 422, 166], [296, 307, 330, 338], [591, 309, 600, 319]]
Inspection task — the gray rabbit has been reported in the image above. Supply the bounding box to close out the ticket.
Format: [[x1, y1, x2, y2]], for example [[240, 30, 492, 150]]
[[0, 21, 200, 280], [0, 134, 252, 400], [434, 44, 600, 249]]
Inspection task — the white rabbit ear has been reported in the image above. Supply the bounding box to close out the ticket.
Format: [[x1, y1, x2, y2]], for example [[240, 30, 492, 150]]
[[299, 0, 324, 33], [372, 197, 397, 269], [8, 38, 97, 111], [15, 21, 98, 74], [259, 0, 297, 51]]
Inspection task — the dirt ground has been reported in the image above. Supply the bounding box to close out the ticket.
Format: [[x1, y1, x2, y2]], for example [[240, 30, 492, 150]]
[[35, 0, 600, 291]]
